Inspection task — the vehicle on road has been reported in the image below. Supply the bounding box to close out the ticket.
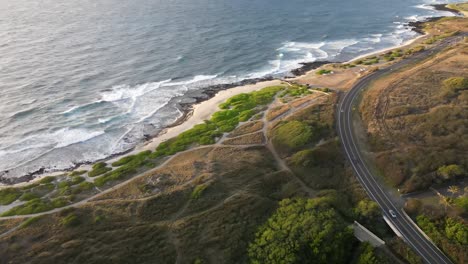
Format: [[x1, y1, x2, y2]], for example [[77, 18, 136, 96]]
[[389, 209, 397, 218]]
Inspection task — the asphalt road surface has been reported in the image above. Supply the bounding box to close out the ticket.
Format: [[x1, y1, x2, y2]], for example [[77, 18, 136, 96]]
[[337, 33, 467, 264]]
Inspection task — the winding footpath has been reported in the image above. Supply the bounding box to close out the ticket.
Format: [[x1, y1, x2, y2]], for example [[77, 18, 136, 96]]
[[337, 33, 467, 264]]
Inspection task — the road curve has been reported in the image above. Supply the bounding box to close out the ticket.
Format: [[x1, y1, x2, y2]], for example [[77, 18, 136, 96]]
[[337, 34, 466, 264]]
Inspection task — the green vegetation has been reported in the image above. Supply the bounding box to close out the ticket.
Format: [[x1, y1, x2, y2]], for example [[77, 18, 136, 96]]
[[248, 197, 353, 264], [290, 142, 342, 169], [69, 170, 87, 177], [19, 216, 42, 229], [88, 162, 112, 177], [383, 49, 403, 61], [1, 198, 52, 216], [454, 196, 468, 213], [355, 243, 389, 264], [77, 181, 94, 190], [18, 192, 39, 201], [437, 164, 464, 180], [0, 188, 22, 205], [61, 213, 80, 227], [356, 56, 380, 65], [417, 215, 467, 262], [440, 77, 468, 99], [94, 160, 144, 187], [39, 176, 54, 184], [150, 86, 283, 158], [405, 45, 425, 55], [316, 69, 332, 75], [354, 199, 380, 220], [272, 121, 312, 150], [112, 150, 152, 167], [447, 3, 468, 12], [70, 176, 85, 185], [279, 84, 311, 98], [191, 184, 208, 200], [424, 31, 459, 44]]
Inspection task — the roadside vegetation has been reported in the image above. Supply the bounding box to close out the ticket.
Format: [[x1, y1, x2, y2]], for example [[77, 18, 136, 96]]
[[248, 197, 353, 264], [359, 40, 468, 193], [416, 215, 467, 263], [357, 20, 467, 263]]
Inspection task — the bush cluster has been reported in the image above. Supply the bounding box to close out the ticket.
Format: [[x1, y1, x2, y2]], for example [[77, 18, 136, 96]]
[[88, 162, 112, 177]]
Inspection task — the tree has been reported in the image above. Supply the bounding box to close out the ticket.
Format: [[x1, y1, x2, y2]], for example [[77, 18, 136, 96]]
[[354, 199, 380, 220], [438, 193, 450, 213], [248, 198, 353, 264], [445, 218, 468, 245], [447, 186, 459, 198], [437, 164, 464, 180], [356, 243, 389, 264]]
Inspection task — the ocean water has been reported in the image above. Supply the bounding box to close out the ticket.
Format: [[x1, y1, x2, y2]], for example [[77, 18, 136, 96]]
[[0, 0, 459, 181]]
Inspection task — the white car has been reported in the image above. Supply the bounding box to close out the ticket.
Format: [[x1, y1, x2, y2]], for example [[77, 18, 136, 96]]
[[389, 210, 397, 218]]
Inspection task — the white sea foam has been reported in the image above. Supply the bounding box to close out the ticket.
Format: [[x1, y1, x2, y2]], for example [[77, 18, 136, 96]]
[[62, 104, 82, 114], [100, 79, 172, 102], [0, 127, 105, 171], [162, 74, 218, 87], [246, 38, 361, 78]]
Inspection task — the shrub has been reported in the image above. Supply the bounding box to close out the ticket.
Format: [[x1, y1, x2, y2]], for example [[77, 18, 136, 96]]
[[316, 69, 332, 75], [88, 162, 112, 177], [94, 215, 105, 224], [70, 176, 85, 185], [0, 188, 22, 205], [112, 150, 152, 167], [39, 176, 54, 184], [248, 197, 353, 264], [1, 198, 52, 216], [20, 183, 39, 191], [356, 242, 382, 264], [191, 184, 208, 199], [445, 218, 467, 245], [61, 213, 81, 227], [437, 164, 464, 180], [51, 197, 69, 208], [19, 192, 39, 201], [453, 197, 468, 213], [69, 170, 87, 177], [354, 199, 380, 219], [19, 216, 42, 229], [443, 77, 468, 91], [72, 181, 95, 194], [273, 121, 312, 150]]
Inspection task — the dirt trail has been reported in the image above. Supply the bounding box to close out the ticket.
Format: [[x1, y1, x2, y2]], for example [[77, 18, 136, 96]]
[[0, 89, 326, 220]]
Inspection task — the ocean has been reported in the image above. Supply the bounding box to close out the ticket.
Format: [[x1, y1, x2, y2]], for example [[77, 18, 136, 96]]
[[0, 0, 459, 182]]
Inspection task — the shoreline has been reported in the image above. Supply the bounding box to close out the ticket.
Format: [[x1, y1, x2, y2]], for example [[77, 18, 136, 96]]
[[0, 10, 460, 186]]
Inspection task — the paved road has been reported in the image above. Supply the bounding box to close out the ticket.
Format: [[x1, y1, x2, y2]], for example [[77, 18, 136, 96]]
[[337, 33, 466, 264]]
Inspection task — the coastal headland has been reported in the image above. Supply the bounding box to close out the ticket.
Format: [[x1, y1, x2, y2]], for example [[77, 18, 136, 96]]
[[0, 6, 466, 264]]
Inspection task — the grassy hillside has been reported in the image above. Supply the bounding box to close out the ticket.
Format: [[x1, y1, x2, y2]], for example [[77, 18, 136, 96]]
[[359, 38, 468, 193], [0, 85, 402, 263]]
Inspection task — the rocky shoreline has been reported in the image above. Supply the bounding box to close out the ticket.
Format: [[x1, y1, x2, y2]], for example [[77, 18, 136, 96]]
[[0, 9, 457, 185]]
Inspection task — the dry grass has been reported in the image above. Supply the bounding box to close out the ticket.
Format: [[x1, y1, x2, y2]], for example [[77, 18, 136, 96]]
[[359, 39, 468, 192], [222, 132, 265, 145], [288, 92, 322, 108], [266, 104, 290, 121], [228, 121, 264, 137]]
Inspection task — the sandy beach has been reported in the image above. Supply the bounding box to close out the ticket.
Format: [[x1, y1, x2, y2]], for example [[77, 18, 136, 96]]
[[108, 79, 283, 161], [4, 9, 464, 186]]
